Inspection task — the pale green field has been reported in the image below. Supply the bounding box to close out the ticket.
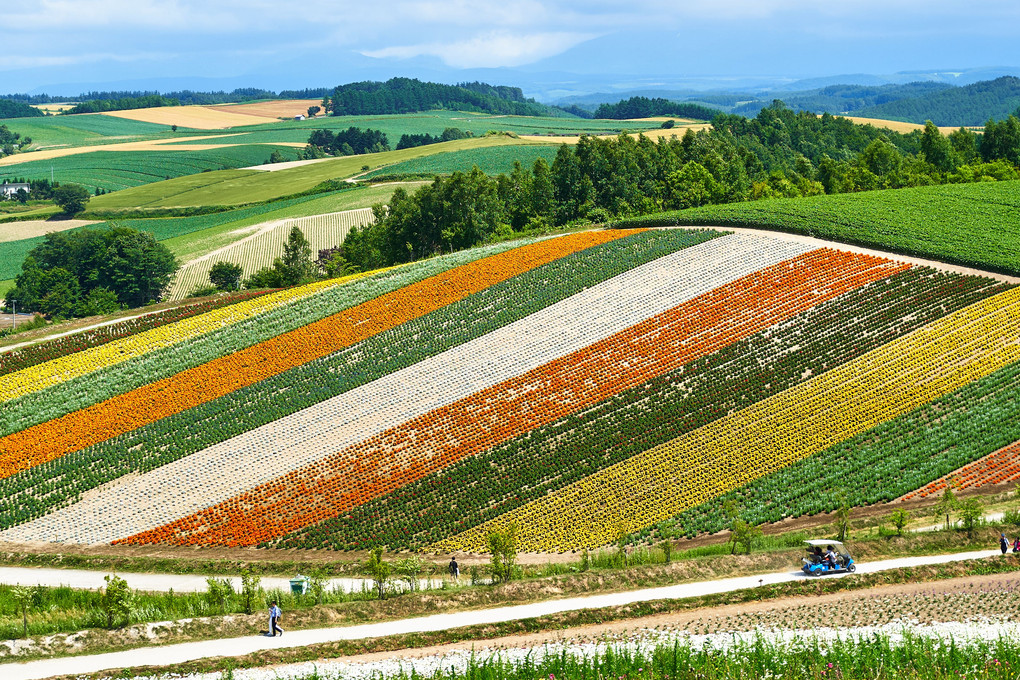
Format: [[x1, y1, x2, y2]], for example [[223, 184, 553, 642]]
[[87, 137, 533, 211], [163, 182, 419, 262]]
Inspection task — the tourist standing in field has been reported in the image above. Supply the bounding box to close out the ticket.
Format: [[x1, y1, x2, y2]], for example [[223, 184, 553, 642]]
[[448, 556, 460, 581], [1000, 533, 1009, 554], [269, 601, 283, 637]]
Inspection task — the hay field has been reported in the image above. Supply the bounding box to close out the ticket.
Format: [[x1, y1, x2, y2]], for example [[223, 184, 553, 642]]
[[102, 106, 281, 129], [208, 99, 322, 119], [0, 219, 100, 243], [520, 123, 711, 144], [30, 103, 77, 114], [836, 116, 966, 134], [168, 208, 374, 299]]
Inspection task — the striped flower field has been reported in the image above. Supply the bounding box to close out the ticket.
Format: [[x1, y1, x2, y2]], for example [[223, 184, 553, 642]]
[[0, 228, 1018, 552]]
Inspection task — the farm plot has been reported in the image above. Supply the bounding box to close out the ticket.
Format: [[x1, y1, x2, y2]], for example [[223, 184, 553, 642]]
[[101, 105, 281, 129], [0, 146, 303, 192], [3, 227, 1020, 552], [364, 145, 561, 178], [167, 208, 375, 299], [616, 180, 1020, 276], [207, 99, 322, 119]]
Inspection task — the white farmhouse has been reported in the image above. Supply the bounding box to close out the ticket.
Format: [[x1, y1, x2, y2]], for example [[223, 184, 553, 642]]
[[1, 182, 30, 200]]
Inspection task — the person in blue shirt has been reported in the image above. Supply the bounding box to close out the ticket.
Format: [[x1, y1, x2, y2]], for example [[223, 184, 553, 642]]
[[269, 601, 284, 637]]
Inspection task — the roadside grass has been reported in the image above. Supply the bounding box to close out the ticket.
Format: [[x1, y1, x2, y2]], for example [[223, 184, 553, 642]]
[[86, 137, 544, 210], [0, 279, 13, 301]]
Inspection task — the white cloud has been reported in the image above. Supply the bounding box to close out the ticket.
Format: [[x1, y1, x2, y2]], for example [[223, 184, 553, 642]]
[[363, 31, 598, 68]]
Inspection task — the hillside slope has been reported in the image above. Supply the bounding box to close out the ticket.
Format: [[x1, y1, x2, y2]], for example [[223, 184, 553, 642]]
[[0, 227, 1017, 553]]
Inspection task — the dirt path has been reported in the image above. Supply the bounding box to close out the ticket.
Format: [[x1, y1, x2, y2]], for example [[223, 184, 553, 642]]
[[3, 549, 999, 680]]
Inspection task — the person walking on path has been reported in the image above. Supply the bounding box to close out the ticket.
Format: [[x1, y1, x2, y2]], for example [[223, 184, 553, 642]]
[[448, 556, 460, 581], [269, 601, 284, 637], [1000, 533, 1009, 554]]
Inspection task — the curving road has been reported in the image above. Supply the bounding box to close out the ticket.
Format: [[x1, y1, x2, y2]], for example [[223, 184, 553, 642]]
[[3, 548, 1001, 680]]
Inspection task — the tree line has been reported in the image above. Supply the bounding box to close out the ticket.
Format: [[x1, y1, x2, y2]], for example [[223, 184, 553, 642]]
[[337, 104, 1020, 272], [65, 95, 179, 115], [305, 127, 390, 157], [0, 99, 44, 119], [324, 78, 554, 117], [591, 97, 720, 121], [396, 127, 472, 150], [857, 76, 1020, 127]]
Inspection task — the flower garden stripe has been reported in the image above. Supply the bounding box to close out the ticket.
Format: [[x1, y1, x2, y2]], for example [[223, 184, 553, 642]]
[[0, 233, 811, 545], [655, 359, 1020, 539], [0, 229, 711, 532], [0, 232, 624, 480], [0, 290, 274, 378], [0, 239, 537, 439], [274, 268, 1008, 551], [902, 438, 1020, 500], [434, 286, 1020, 552], [0, 276, 350, 404], [124, 248, 902, 547]]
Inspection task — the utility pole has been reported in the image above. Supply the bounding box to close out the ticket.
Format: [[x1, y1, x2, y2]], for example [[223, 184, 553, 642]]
[[10, 299, 15, 331]]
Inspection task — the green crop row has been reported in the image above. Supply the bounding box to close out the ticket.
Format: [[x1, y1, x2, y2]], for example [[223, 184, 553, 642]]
[[654, 355, 1020, 541], [0, 146, 303, 192], [273, 268, 1009, 551], [0, 238, 539, 440], [364, 145, 561, 179], [613, 180, 1020, 276], [0, 230, 714, 529]]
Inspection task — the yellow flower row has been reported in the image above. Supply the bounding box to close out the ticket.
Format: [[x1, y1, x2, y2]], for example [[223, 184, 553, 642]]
[[0, 271, 382, 404], [432, 287, 1020, 553]]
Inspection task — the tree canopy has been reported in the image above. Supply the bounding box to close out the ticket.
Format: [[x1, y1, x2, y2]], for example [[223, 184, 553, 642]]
[[5, 227, 179, 318]]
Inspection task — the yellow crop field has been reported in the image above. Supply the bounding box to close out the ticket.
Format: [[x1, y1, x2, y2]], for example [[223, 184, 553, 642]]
[[208, 100, 323, 119], [102, 106, 281, 129], [167, 208, 375, 299], [0, 219, 100, 243]]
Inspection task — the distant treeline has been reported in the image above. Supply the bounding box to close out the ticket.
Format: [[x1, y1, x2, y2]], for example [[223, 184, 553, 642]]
[[338, 105, 1020, 272], [857, 76, 1020, 127], [306, 127, 389, 156], [65, 95, 180, 115], [1, 87, 331, 107], [396, 127, 472, 149], [0, 99, 44, 119], [729, 82, 953, 118], [590, 97, 721, 121], [324, 78, 555, 117]]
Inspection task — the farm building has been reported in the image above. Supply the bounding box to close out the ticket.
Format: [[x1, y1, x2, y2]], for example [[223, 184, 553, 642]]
[[0, 182, 30, 200]]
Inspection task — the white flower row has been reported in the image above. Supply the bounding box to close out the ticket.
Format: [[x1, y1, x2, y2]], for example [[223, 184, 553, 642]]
[[2, 233, 813, 545]]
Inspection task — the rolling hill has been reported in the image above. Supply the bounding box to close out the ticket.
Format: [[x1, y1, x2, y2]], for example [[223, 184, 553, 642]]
[[0, 209, 1017, 552]]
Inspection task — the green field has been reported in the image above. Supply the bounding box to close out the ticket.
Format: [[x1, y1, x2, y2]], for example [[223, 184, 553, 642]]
[[364, 144, 561, 178], [1, 114, 174, 148], [615, 180, 1020, 276], [86, 137, 537, 210], [0, 145, 303, 192], [0, 184, 411, 281], [157, 110, 658, 146]]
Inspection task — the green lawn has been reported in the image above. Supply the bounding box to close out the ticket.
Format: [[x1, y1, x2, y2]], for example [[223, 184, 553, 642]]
[[615, 180, 1020, 276], [0, 145, 304, 192], [364, 144, 562, 178], [87, 137, 536, 210]]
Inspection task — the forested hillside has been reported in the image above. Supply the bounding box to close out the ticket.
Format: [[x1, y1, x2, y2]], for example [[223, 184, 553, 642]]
[[857, 76, 1020, 126], [591, 97, 720, 120], [0, 99, 44, 119], [325, 78, 555, 117]]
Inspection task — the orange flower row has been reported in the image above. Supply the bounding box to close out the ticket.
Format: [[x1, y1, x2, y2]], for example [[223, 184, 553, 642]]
[[902, 439, 1020, 500], [0, 230, 634, 480], [119, 249, 907, 547]]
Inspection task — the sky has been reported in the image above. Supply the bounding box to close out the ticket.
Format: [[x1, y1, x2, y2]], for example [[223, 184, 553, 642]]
[[3, 0, 1019, 98]]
